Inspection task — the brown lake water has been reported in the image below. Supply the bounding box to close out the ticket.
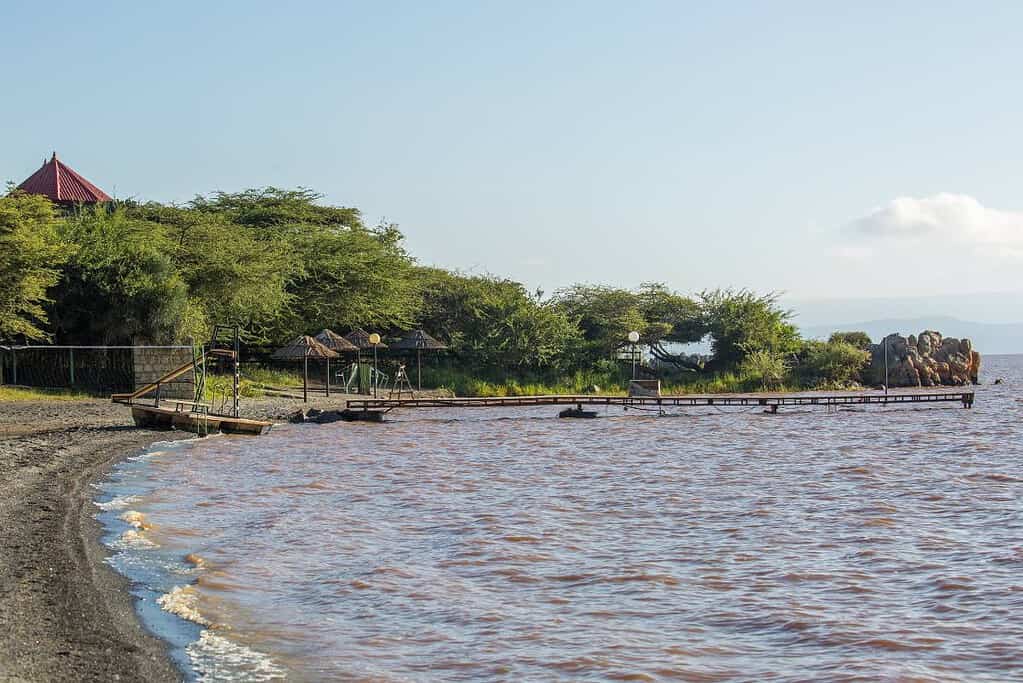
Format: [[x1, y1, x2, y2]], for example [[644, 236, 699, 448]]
[[99, 356, 1023, 681]]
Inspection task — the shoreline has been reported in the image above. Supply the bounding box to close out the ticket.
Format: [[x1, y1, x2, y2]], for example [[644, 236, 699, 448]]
[[0, 399, 193, 681], [0, 394, 366, 680]]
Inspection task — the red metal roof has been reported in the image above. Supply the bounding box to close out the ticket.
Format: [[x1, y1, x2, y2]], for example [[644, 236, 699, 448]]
[[17, 153, 112, 203]]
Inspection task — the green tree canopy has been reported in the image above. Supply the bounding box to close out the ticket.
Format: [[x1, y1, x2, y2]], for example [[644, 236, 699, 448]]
[[552, 283, 703, 364], [0, 192, 70, 341], [415, 269, 580, 371], [50, 206, 187, 344], [699, 289, 800, 368]]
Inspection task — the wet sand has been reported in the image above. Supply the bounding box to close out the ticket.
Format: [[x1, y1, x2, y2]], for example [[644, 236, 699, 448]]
[[0, 400, 190, 681], [0, 395, 362, 681]]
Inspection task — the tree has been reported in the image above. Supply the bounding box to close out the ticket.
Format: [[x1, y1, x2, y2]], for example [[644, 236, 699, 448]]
[[0, 192, 70, 341], [699, 289, 800, 368], [279, 221, 420, 338], [135, 203, 295, 342], [415, 269, 580, 371], [189, 187, 362, 230], [50, 206, 187, 344], [553, 285, 647, 363]]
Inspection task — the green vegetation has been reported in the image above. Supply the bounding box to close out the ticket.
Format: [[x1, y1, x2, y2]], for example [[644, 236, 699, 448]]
[[0, 385, 91, 401], [0, 187, 875, 393], [0, 192, 70, 340]]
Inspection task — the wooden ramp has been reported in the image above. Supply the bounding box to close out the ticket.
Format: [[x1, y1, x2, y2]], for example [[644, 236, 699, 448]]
[[346, 390, 975, 415], [111, 349, 234, 404]]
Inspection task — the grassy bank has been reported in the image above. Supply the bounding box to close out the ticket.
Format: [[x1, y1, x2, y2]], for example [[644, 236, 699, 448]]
[[0, 386, 92, 401]]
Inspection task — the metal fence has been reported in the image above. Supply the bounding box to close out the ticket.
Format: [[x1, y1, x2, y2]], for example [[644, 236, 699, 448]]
[[0, 345, 191, 393]]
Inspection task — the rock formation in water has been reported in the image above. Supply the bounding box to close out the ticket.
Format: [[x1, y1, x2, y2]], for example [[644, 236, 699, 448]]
[[867, 330, 980, 387]]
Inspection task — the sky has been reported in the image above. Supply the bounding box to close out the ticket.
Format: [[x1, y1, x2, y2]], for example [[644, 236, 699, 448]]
[[4, 1, 1022, 323]]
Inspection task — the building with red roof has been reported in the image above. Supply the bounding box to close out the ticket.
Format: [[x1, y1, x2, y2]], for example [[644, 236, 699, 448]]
[[17, 153, 111, 204]]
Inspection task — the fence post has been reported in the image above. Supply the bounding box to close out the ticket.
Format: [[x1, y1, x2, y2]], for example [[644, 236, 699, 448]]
[[12, 349, 16, 385], [69, 348, 75, 386]]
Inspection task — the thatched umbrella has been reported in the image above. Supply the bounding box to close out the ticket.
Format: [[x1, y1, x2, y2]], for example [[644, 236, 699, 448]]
[[390, 329, 447, 391], [271, 335, 338, 402], [344, 328, 389, 350], [315, 329, 360, 353], [315, 330, 359, 393]]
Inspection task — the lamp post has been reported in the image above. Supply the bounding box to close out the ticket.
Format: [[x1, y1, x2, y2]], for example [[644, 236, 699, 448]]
[[628, 330, 640, 380], [883, 334, 889, 402], [369, 333, 381, 398]]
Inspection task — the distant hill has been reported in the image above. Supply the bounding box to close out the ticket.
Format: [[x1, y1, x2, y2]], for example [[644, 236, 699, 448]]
[[800, 316, 1023, 355]]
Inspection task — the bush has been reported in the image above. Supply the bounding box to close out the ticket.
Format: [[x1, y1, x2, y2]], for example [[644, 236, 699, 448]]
[[796, 340, 870, 387], [738, 349, 789, 390], [828, 331, 872, 351]]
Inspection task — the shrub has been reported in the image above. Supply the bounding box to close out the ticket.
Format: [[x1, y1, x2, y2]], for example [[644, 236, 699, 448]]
[[796, 340, 870, 387]]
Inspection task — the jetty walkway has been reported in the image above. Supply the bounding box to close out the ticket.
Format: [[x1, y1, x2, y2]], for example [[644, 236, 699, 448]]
[[346, 390, 975, 417]]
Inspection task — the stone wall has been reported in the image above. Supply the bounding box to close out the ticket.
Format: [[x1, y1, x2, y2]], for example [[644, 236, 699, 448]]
[[132, 347, 194, 400], [867, 331, 980, 388]]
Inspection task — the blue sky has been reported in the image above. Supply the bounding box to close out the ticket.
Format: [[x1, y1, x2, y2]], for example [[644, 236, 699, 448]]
[[4, 1, 1022, 319]]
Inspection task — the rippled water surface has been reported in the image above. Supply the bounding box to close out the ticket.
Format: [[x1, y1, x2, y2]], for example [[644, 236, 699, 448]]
[[100, 357, 1023, 681]]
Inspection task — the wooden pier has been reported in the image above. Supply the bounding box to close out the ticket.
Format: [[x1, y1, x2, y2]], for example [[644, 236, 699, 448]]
[[345, 390, 975, 418]]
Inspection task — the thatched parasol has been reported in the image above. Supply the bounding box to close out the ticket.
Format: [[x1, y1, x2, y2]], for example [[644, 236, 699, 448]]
[[271, 335, 338, 402], [390, 329, 448, 391], [344, 328, 388, 350], [315, 329, 359, 353], [314, 330, 358, 396]]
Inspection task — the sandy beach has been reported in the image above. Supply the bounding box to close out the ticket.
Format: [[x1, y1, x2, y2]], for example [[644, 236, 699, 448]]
[[0, 394, 362, 681], [0, 399, 189, 681]]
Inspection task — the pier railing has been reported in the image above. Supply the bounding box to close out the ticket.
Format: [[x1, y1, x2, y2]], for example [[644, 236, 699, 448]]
[[346, 390, 975, 412]]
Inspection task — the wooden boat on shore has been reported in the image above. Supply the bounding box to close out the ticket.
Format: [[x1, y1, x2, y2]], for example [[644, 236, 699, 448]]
[[130, 404, 271, 436], [118, 328, 271, 436]]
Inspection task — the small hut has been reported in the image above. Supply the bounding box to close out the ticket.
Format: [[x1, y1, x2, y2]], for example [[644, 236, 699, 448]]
[[271, 335, 338, 402], [390, 329, 447, 391]]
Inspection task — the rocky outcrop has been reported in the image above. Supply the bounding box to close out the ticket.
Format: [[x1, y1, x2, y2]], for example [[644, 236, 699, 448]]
[[867, 330, 980, 387]]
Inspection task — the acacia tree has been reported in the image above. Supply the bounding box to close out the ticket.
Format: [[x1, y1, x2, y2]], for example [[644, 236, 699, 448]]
[[0, 192, 70, 341], [552, 283, 704, 366], [50, 206, 187, 344], [132, 202, 296, 342], [414, 269, 580, 372], [699, 289, 800, 368]]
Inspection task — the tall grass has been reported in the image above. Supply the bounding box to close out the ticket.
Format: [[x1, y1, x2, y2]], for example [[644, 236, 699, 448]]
[[0, 386, 93, 401]]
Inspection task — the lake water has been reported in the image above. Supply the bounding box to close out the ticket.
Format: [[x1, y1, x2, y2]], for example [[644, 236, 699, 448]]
[[97, 356, 1023, 681]]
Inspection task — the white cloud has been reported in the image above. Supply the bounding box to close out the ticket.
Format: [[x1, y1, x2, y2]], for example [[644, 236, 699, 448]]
[[845, 193, 1023, 248]]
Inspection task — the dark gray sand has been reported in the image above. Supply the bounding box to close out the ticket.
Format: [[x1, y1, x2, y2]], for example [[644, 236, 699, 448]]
[[0, 392, 404, 681], [0, 400, 191, 681]]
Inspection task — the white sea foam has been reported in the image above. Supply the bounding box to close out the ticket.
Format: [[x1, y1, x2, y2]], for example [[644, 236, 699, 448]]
[[187, 630, 285, 681], [96, 494, 141, 511], [158, 585, 211, 626], [112, 528, 158, 550], [120, 510, 150, 529]]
